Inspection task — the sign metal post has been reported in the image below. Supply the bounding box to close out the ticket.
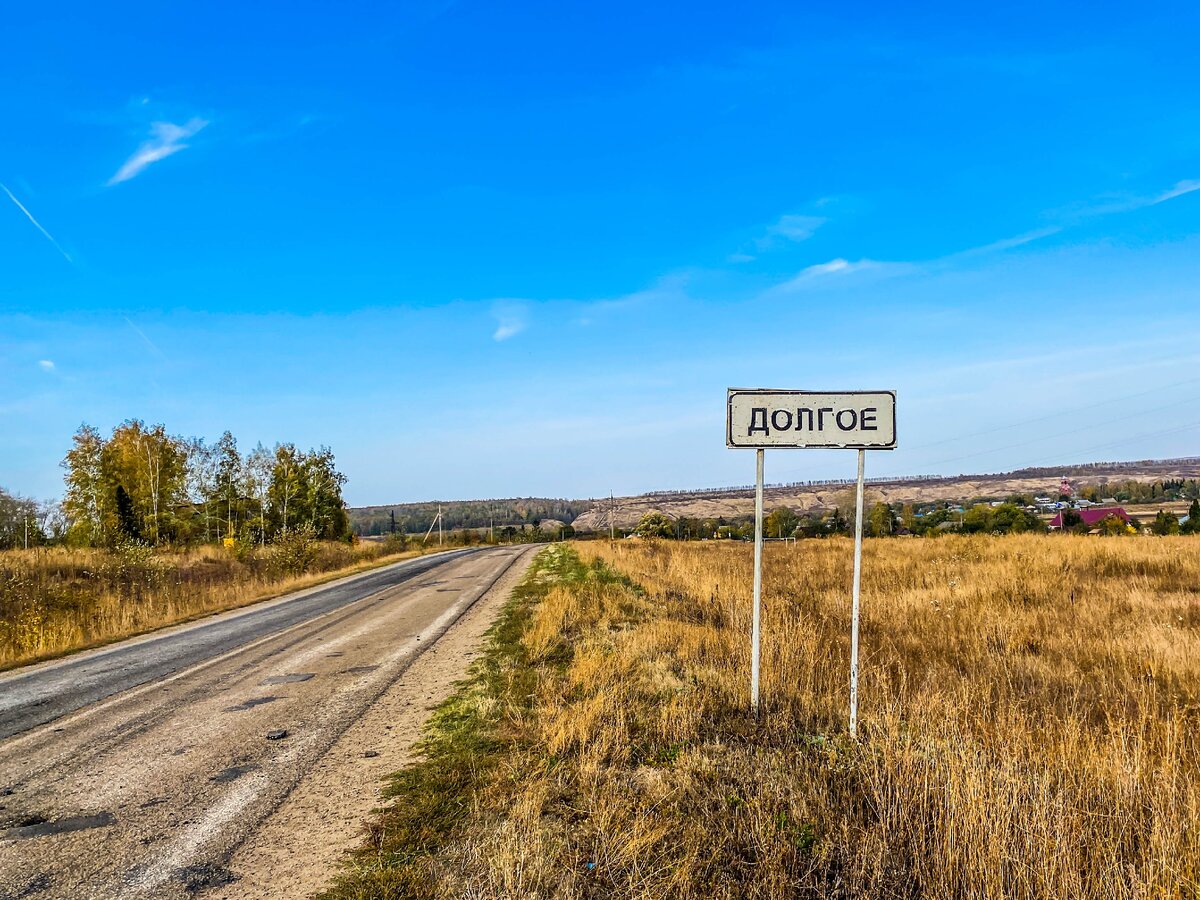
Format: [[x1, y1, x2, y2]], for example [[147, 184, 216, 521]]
[[849, 447, 866, 737], [751, 448, 764, 714], [727, 389, 896, 733]]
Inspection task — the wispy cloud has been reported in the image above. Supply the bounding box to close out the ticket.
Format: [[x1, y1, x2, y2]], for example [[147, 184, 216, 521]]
[[572, 274, 691, 325], [1151, 179, 1200, 205], [491, 302, 528, 341], [1, 183, 73, 264], [766, 214, 826, 243], [494, 321, 524, 340], [1057, 177, 1200, 220], [769, 257, 918, 294], [732, 212, 829, 261], [753, 213, 826, 253], [801, 258, 863, 276], [108, 118, 208, 185], [946, 225, 1062, 260], [37, 359, 55, 371], [766, 224, 1061, 295]]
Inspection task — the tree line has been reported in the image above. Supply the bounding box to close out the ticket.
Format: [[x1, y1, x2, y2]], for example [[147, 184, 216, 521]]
[[635, 495, 1200, 541], [57, 420, 349, 547], [0, 488, 53, 549], [350, 498, 588, 536]]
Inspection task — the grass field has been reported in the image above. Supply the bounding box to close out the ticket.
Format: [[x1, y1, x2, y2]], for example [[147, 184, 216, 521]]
[[329, 535, 1200, 899], [0, 536, 424, 670]]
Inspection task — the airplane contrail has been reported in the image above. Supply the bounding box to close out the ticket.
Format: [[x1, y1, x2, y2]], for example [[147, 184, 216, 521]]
[[123, 316, 167, 360], [1, 182, 73, 264]]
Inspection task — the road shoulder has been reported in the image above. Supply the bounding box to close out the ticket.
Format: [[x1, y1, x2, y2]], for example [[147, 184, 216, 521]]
[[202, 546, 539, 899]]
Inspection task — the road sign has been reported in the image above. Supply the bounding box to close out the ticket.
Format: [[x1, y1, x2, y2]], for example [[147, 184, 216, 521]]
[[727, 389, 896, 449], [727, 387, 896, 736]]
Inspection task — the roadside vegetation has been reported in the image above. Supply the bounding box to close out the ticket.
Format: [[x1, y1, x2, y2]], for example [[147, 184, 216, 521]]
[[330, 536, 1200, 898], [0, 534, 438, 669], [1, 419, 471, 668], [0, 420, 570, 669], [0, 419, 370, 667]]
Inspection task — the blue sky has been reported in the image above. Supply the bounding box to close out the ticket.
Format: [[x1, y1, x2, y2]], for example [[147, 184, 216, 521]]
[[3, 1, 1199, 505]]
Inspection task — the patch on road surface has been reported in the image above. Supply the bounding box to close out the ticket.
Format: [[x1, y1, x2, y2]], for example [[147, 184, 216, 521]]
[[176, 863, 236, 891], [2, 811, 115, 841], [4, 871, 52, 897], [210, 764, 259, 784], [260, 673, 315, 685], [340, 665, 379, 675], [223, 696, 281, 712]]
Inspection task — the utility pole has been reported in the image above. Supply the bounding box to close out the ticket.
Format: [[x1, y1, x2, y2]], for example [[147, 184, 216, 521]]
[[609, 492, 615, 541], [438, 503, 443, 546], [24, 515, 29, 551]]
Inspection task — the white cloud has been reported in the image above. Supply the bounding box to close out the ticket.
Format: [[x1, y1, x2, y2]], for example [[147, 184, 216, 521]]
[[770, 214, 826, 242], [771, 257, 914, 293], [108, 118, 208, 186], [947, 226, 1062, 260], [491, 302, 528, 341], [755, 213, 826, 251], [493, 321, 524, 341], [1151, 179, 1200, 205], [37, 359, 55, 371], [1059, 177, 1200, 220], [801, 257, 857, 276]]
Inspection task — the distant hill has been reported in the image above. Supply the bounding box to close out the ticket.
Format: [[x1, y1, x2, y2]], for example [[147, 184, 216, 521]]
[[349, 497, 591, 536], [351, 457, 1200, 535], [566, 457, 1200, 532]]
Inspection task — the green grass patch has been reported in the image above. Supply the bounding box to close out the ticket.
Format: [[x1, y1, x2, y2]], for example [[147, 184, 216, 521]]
[[319, 544, 607, 899]]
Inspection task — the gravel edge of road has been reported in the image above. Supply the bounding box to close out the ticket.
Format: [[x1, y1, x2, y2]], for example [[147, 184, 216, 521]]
[[202, 545, 541, 900]]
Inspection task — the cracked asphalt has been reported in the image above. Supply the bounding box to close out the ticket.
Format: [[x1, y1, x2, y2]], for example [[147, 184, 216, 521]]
[[0, 545, 532, 899]]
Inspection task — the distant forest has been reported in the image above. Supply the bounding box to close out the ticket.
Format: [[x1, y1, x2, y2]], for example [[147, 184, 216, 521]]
[[350, 498, 591, 536]]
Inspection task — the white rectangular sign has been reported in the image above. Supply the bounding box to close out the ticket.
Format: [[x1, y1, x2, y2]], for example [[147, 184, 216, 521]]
[[727, 388, 897, 449]]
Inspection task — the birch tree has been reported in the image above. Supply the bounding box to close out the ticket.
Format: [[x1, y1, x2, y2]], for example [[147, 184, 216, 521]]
[[61, 424, 108, 545], [245, 443, 274, 546]]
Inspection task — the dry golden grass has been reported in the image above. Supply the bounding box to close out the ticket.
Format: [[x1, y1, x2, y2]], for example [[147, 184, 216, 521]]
[[0, 538, 425, 669], [343, 536, 1200, 899]]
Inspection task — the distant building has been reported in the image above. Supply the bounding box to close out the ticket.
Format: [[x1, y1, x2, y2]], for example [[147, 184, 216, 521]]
[[1049, 507, 1132, 530]]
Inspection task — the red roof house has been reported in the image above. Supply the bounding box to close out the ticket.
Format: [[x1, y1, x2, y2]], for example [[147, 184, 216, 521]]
[[1049, 507, 1131, 529]]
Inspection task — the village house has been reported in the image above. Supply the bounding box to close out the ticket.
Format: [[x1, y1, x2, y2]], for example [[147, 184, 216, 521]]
[[1048, 507, 1132, 531]]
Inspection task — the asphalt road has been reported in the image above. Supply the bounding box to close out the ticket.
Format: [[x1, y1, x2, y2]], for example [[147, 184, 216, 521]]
[[0, 545, 530, 899]]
